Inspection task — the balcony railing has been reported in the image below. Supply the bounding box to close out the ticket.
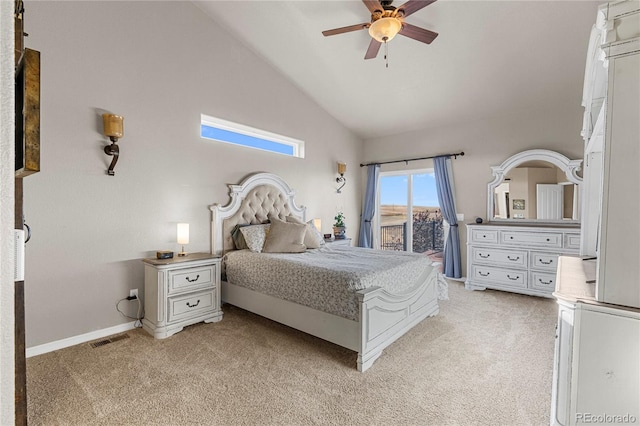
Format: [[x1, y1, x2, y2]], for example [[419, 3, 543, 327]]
[[380, 210, 444, 254]]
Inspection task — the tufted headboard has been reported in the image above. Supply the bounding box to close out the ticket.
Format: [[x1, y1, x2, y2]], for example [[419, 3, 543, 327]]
[[209, 173, 306, 255]]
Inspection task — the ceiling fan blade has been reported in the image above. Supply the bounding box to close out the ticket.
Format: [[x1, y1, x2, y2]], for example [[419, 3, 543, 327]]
[[364, 39, 382, 60], [397, 0, 437, 18], [322, 23, 369, 37], [362, 0, 384, 14], [399, 22, 438, 44]]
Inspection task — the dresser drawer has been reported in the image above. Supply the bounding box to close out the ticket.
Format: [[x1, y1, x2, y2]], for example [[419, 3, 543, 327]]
[[471, 247, 528, 268], [530, 252, 560, 272], [470, 229, 498, 244], [500, 231, 563, 248], [471, 265, 527, 288], [529, 271, 557, 292], [168, 264, 215, 294], [168, 290, 215, 323], [564, 233, 581, 250]]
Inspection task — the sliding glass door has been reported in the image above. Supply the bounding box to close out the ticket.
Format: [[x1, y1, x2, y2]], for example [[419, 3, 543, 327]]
[[377, 170, 443, 255]]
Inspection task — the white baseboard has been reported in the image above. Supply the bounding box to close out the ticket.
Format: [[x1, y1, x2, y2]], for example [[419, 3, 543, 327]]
[[26, 321, 138, 358], [445, 276, 466, 283]]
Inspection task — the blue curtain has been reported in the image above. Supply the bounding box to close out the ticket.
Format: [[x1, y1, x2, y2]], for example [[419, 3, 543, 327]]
[[358, 164, 380, 248], [434, 156, 462, 278]]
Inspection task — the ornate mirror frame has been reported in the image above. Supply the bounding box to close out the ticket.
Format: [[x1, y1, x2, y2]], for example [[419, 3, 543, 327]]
[[487, 149, 583, 224]]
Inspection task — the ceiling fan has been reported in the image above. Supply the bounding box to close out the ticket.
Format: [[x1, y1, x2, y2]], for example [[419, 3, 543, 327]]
[[322, 0, 438, 60]]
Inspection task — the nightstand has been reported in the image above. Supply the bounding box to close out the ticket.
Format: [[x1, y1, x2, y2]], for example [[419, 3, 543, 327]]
[[142, 253, 223, 339], [325, 238, 352, 246]]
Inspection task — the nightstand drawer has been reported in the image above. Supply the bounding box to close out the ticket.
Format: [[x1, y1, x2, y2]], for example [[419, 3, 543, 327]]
[[168, 265, 215, 294], [471, 247, 528, 268], [470, 229, 498, 244], [168, 290, 215, 322]]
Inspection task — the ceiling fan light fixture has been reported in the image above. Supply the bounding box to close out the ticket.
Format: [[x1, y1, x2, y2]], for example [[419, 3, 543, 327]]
[[368, 17, 402, 43]]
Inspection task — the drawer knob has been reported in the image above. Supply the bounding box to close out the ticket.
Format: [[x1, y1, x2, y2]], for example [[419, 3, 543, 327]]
[[540, 259, 553, 265], [185, 274, 200, 283], [539, 279, 553, 285], [479, 253, 490, 258], [478, 271, 490, 277], [510, 236, 514, 239], [507, 256, 520, 261], [507, 275, 519, 280], [483, 235, 487, 238], [546, 238, 550, 242], [186, 299, 201, 308]]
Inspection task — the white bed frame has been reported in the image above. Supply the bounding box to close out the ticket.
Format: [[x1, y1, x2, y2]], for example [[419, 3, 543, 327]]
[[210, 172, 440, 372]]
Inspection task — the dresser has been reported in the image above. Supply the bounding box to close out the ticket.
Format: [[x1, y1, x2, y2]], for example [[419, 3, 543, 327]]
[[465, 223, 580, 298], [142, 253, 223, 339]]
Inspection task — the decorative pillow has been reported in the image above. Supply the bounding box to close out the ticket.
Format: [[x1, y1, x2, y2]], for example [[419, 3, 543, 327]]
[[285, 215, 325, 249], [239, 224, 271, 253], [262, 217, 307, 253], [230, 224, 250, 250]]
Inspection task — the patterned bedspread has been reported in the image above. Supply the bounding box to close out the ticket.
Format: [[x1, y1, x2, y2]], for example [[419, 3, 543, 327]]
[[223, 245, 446, 321]]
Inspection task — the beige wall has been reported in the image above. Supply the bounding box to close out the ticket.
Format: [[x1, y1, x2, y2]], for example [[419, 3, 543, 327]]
[[363, 106, 585, 275], [23, 1, 362, 347]]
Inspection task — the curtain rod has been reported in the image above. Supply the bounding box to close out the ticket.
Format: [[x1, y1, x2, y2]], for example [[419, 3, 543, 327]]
[[359, 151, 465, 168]]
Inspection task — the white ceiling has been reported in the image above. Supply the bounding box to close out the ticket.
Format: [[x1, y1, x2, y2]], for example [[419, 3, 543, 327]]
[[194, 0, 600, 140]]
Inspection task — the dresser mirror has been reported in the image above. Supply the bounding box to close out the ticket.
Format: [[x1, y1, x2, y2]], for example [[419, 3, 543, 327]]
[[487, 150, 583, 223]]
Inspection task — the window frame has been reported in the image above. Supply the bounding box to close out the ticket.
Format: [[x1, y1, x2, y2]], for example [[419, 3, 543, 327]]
[[376, 168, 439, 252], [200, 114, 305, 158]]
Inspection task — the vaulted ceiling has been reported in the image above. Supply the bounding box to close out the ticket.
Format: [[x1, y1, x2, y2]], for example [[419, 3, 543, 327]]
[[194, 1, 600, 140]]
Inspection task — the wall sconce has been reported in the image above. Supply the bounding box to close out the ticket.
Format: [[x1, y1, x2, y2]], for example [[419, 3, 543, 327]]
[[177, 223, 189, 257], [336, 162, 347, 193], [102, 113, 124, 176]]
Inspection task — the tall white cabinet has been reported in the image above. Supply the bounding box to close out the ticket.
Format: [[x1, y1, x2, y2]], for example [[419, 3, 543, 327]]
[[579, 0, 640, 309], [551, 1, 640, 425]]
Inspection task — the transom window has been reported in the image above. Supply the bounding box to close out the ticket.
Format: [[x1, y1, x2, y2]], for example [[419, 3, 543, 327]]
[[200, 114, 304, 158]]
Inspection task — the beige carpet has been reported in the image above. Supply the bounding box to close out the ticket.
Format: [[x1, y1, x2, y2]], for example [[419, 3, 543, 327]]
[[27, 281, 557, 425]]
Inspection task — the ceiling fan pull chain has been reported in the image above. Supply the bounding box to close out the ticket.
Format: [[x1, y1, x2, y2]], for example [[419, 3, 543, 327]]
[[384, 37, 389, 68]]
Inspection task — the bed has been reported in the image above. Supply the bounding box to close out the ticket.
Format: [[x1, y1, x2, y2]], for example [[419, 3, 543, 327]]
[[209, 172, 446, 371]]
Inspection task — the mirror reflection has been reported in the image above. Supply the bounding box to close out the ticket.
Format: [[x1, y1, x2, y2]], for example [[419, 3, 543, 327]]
[[493, 161, 579, 221]]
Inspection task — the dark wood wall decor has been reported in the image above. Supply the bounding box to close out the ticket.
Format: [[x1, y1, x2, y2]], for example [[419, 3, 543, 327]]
[[15, 47, 40, 178]]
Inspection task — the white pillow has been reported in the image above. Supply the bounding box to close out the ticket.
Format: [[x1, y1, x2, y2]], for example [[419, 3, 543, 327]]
[[262, 217, 307, 253], [285, 216, 325, 249], [239, 224, 270, 253]]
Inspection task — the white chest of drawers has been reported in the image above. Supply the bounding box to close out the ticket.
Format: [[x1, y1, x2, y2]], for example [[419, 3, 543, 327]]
[[465, 224, 580, 298], [142, 253, 223, 339]]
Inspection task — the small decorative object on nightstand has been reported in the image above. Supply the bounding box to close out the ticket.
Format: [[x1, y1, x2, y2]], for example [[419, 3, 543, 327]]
[[142, 253, 222, 339], [333, 211, 346, 239]]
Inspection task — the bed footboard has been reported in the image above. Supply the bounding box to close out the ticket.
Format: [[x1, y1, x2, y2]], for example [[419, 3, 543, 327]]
[[356, 266, 440, 372]]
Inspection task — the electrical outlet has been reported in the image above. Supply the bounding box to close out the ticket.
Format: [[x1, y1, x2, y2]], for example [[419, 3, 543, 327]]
[[130, 289, 138, 299]]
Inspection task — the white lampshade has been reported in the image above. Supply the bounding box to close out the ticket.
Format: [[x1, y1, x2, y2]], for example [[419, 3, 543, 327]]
[[177, 223, 189, 245], [368, 17, 402, 43], [313, 218, 322, 232]]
